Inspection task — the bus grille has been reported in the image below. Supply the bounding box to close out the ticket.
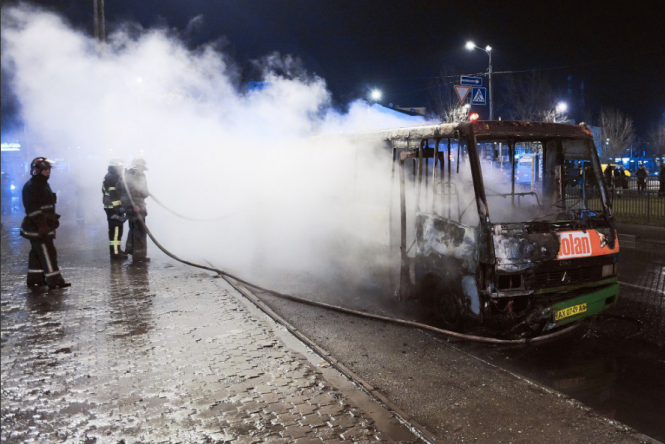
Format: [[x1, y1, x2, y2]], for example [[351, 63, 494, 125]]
[[532, 266, 603, 288]]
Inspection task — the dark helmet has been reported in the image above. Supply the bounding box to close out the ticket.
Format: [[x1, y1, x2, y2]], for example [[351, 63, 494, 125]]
[[30, 157, 53, 176]]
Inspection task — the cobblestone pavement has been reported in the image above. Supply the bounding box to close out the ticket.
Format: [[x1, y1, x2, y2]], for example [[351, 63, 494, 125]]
[[1, 220, 418, 443]]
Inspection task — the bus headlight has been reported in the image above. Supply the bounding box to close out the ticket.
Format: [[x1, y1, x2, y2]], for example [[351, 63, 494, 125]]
[[602, 263, 615, 277]]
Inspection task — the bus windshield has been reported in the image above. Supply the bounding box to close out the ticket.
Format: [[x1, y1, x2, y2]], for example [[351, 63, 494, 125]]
[[476, 138, 608, 224]]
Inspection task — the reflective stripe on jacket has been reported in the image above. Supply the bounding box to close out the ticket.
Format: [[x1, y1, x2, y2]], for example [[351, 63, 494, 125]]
[[102, 168, 123, 209]]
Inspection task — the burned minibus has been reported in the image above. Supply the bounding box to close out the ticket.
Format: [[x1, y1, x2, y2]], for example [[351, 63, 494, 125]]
[[371, 121, 619, 337]]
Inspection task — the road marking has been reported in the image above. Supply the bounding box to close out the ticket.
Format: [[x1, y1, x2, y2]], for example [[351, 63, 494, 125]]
[[619, 281, 665, 296]]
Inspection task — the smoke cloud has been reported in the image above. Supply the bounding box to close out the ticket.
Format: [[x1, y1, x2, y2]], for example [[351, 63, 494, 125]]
[[1, 5, 429, 303]]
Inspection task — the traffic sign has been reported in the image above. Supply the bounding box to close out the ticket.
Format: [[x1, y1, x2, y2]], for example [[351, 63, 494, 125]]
[[460, 75, 482, 86], [454, 85, 471, 103], [471, 87, 487, 105]]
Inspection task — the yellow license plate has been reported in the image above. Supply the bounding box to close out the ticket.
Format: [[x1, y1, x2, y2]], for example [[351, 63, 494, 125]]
[[554, 303, 587, 321]]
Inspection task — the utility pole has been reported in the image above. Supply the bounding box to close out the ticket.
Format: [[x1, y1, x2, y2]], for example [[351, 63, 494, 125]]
[[93, 0, 106, 42], [488, 50, 493, 121]]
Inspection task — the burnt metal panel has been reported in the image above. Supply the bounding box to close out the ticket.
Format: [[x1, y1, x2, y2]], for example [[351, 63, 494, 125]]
[[492, 232, 560, 266], [415, 213, 478, 273]]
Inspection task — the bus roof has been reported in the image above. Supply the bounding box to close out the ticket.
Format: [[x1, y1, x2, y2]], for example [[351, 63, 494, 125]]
[[349, 121, 593, 145], [471, 121, 593, 140]]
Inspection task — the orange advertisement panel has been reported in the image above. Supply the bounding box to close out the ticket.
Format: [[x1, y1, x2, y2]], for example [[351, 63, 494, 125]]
[[556, 230, 619, 260]]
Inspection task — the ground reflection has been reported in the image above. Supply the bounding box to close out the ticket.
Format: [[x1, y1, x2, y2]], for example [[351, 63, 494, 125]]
[[107, 261, 154, 342]]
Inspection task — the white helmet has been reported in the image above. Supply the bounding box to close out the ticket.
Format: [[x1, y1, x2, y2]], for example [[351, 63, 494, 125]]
[[130, 157, 148, 170]]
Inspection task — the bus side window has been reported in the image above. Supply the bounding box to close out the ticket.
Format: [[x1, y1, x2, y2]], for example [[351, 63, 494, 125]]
[[449, 139, 479, 227]]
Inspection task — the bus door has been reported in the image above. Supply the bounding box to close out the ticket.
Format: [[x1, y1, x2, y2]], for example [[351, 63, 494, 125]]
[[394, 135, 480, 303]]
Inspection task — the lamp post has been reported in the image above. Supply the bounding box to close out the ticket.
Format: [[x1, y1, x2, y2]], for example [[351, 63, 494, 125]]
[[93, 0, 106, 42], [465, 41, 493, 120]]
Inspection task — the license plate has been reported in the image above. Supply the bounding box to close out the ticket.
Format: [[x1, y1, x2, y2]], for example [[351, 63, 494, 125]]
[[554, 302, 587, 321]]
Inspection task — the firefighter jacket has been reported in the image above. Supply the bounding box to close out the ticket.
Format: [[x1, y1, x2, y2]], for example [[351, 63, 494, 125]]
[[20, 175, 60, 240], [102, 167, 123, 212], [119, 169, 149, 215]]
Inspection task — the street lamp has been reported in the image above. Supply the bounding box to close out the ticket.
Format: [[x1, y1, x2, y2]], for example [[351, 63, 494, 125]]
[[465, 41, 493, 120], [370, 89, 382, 102], [555, 102, 568, 114]]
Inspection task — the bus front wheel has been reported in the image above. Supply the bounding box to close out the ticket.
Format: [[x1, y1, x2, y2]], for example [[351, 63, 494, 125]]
[[423, 276, 464, 331]]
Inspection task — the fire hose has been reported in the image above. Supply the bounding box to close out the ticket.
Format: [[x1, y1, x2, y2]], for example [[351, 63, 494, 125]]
[[120, 171, 582, 345]]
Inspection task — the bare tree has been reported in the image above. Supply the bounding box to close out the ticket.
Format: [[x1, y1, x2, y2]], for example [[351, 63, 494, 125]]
[[600, 107, 636, 158], [501, 72, 566, 122], [427, 68, 469, 123], [647, 122, 665, 156]]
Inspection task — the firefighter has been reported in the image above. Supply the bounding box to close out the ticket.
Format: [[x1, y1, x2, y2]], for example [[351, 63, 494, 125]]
[[20, 157, 71, 289], [102, 159, 128, 260], [119, 157, 150, 263]]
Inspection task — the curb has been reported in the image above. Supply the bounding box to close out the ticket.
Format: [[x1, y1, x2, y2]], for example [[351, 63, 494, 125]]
[[224, 277, 437, 444]]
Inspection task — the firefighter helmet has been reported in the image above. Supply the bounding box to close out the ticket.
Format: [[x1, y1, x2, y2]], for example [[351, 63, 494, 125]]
[[109, 158, 124, 168], [30, 157, 53, 176], [130, 157, 148, 170]]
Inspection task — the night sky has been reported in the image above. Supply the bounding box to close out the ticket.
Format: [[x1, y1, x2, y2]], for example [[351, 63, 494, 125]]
[[2, 0, 664, 136]]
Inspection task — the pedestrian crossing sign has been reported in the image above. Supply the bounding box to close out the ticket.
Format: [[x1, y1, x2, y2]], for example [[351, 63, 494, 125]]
[[472, 87, 487, 105]]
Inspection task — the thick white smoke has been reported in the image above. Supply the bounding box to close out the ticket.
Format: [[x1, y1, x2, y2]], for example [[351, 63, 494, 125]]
[[1, 5, 428, 297]]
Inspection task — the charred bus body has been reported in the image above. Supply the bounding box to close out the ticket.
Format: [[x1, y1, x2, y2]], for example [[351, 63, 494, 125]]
[[372, 121, 619, 337]]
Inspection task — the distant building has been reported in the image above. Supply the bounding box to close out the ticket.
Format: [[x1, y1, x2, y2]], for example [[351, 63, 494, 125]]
[[392, 105, 427, 117], [246, 81, 271, 92], [373, 104, 427, 124]]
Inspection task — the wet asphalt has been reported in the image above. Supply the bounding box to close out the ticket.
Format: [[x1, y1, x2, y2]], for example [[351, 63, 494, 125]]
[[247, 231, 664, 443], [460, 240, 665, 441]]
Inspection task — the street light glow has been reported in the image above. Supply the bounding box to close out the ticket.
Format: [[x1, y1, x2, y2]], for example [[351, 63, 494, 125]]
[[370, 89, 382, 101], [465, 41, 493, 120], [556, 102, 568, 113]]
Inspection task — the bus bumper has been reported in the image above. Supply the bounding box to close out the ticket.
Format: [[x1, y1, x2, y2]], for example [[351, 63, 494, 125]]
[[543, 283, 619, 331]]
